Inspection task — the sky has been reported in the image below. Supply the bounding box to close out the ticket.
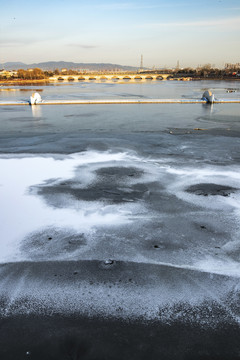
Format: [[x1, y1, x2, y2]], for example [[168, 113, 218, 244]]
[[0, 0, 240, 68]]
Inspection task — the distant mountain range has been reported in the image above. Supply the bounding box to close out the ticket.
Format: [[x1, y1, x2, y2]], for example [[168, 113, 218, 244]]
[[2, 61, 139, 71]]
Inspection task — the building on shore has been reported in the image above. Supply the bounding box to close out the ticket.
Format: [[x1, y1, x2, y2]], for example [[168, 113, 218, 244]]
[[225, 63, 240, 70]]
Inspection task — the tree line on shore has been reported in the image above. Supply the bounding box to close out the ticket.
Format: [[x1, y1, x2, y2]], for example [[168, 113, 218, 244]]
[[0, 65, 239, 81]]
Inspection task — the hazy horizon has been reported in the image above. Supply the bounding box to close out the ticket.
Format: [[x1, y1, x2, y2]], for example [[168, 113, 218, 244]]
[[1, 0, 240, 69]]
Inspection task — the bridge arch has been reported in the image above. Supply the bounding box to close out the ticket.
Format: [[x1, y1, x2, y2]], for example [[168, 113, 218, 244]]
[[78, 77, 85, 81], [68, 77, 75, 81], [134, 76, 142, 80], [88, 77, 97, 80], [57, 77, 64, 81], [145, 76, 153, 80], [156, 76, 164, 80]]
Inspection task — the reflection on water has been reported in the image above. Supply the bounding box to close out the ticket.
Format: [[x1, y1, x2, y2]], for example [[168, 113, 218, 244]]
[[202, 102, 214, 114], [31, 104, 42, 118]]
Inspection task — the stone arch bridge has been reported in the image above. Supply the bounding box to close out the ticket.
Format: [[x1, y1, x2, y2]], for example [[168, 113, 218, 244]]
[[49, 73, 173, 82]]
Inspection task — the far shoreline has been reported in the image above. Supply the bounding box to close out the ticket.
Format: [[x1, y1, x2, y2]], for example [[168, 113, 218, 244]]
[[0, 77, 240, 86], [0, 79, 50, 86]]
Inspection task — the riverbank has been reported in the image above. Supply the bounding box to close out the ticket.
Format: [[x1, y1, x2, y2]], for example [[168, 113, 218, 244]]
[[0, 79, 49, 86]]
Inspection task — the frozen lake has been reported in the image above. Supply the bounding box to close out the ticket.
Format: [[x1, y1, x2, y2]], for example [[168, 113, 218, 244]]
[[0, 80, 240, 359]]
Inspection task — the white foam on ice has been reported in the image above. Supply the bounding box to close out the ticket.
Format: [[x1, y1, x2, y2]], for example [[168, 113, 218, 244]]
[[1, 151, 240, 278], [0, 151, 139, 263], [165, 165, 240, 211], [194, 256, 240, 278]]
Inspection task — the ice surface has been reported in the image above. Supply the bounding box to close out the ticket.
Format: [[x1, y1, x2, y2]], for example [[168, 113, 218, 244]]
[[0, 150, 240, 277]]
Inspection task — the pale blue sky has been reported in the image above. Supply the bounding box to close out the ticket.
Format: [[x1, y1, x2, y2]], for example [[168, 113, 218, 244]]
[[1, 0, 240, 67]]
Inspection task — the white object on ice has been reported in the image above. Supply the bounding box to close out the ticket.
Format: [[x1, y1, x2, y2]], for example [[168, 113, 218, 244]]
[[30, 92, 42, 105], [202, 90, 214, 103]]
